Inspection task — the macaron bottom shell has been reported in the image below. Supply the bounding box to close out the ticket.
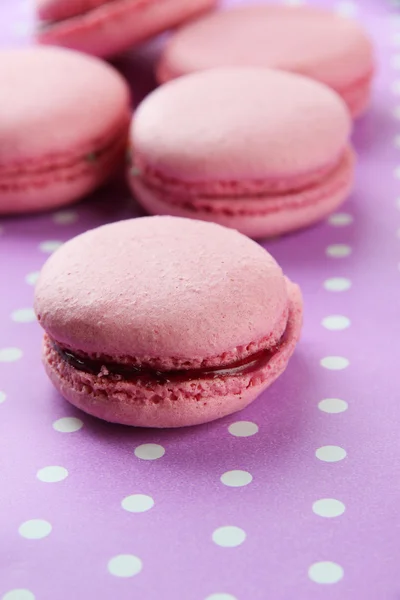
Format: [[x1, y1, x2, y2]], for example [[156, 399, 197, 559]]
[[42, 280, 302, 428], [129, 146, 355, 240], [0, 125, 128, 214]]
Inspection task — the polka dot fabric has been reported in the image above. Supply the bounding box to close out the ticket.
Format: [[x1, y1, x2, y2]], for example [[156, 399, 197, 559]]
[[0, 1, 398, 599]]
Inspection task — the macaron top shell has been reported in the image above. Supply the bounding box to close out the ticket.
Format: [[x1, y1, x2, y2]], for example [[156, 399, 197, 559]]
[[0, 47, 130, 166], [159, 5, 374, 91], [132, 68, 351, 188], [34, 217, 288, 367]]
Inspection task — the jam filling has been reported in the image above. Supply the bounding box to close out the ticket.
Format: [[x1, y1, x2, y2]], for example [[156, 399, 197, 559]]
[[52, 328, 287, 384]]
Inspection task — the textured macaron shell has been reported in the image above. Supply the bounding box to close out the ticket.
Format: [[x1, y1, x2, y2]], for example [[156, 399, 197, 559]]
[[37, 0, 217, 59], [158, 5, 374, 97], [131, 68, 351, 187], [0, 47, 130, 213], [34, 217, 289, 367]]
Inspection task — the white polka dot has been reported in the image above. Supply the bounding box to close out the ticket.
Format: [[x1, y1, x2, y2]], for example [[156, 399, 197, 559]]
[[134, 444, 165, 460], [220, 470, 253, 488], [392, 56, 400, 71], [36, 466, 68, 483], [335, 1, 357, 17], [328, 213, 353, 226], [39, 240, 63, 253], [52, 210, 78, 225], [108, 554, 142, 578], [322, 315, 351, 331], [316, 446, 347, 463], [308, 561, 344, 584], [205, 595, 237, 600], [228, 421, 259, 437], [212, 526, 246, 548], [53, 417, 83, 433], [121, 494, 154, 513], [320, 356, 349, 370], [11, 308, 36, 323], [0, 347, 23, 362], [318, 398, 348, 414], [392, 32, 400, 46], [25, 271, 40, 286], [2, 590, 36, 600], [324, 277, 352, 292], [19, 519, 52, 539], [312, 498, 346, 518], [394, 166, 400, 179], [326, 244, 352, 258], [0, 391, 6, 404], [390, 14, 400, 27]]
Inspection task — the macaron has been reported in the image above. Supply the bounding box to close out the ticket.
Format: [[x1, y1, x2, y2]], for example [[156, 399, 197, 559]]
[[0, 47, 131, 214], [36, 0, 217, 58], [34, 216, 303, 428], [128, 68, 355, 239], [157, 4, 375, 118]]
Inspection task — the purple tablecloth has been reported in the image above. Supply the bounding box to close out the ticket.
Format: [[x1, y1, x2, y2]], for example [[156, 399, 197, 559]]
[[0, 1, 398, 599]]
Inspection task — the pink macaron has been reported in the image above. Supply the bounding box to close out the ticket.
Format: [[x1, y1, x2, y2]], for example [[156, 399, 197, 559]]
[[128, 68, 355, 239], [158, 4, 375, 118], [34, 216, 303, 428], [0, 47, 131, 215], [36, 0, 217, 58]]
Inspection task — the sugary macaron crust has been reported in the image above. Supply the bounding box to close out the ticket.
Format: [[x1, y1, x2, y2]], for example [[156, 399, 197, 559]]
[[34, 217, 303, 428], [36, 0, 217, 58], [157, 5, 374, 118], [0, 47, 131, 214], [128, 68, 355, 239]]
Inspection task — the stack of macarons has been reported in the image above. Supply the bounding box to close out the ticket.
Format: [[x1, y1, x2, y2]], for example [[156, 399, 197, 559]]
[[0, 0, 374, 228], [1, 1, 375, 426], [126, 3, 374, 238]]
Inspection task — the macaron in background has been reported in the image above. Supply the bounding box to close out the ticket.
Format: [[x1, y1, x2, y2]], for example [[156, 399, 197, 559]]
[[128, 68, 355, 239], [0, 46, 131, 215], [157, 4, 375, 118], [34, 216, 303, 428], [36, 0, 218, 58]]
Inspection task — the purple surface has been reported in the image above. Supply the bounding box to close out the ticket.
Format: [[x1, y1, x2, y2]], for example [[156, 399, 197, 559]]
[[0, 1, 399, 599]]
